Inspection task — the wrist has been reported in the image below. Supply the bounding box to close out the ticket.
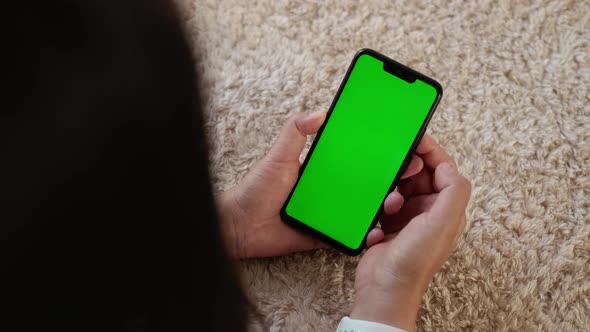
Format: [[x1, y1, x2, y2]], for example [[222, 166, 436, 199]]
[[350, 285, 425, 332], [215, 189, 242, 259]]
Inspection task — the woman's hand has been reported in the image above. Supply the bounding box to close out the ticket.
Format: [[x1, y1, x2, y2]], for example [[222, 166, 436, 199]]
[[217, 111, 326, 259], [217, 112, 425, 259], [350, 135, 472, 332]]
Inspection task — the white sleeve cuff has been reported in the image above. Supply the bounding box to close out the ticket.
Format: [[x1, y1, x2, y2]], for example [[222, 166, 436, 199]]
[[337, 316, 407, 332]]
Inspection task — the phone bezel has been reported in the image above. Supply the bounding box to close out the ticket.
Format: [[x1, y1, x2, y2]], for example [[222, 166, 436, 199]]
[[280, 48, 443, 256]]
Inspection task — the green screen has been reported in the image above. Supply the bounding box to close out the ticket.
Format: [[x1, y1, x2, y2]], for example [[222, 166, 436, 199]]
[[285, 54, 438, 250]]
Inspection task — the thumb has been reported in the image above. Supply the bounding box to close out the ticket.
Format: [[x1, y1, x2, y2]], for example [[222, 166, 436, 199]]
[[429, 163, 472, 230], [267, 111, 326, 163]]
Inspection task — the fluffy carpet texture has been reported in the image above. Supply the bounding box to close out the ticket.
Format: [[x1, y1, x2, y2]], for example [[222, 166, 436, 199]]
[[176, 0, 589, 330]]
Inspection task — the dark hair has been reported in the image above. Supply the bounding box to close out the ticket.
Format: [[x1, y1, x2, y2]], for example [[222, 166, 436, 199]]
[[2, 1, 246, 330]]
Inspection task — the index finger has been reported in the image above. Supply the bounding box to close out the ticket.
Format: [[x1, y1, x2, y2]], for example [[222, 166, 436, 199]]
[[415, 134, 457, 171]]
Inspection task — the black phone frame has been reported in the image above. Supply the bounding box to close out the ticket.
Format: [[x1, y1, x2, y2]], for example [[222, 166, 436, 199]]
[[280, 48, 443, 256]]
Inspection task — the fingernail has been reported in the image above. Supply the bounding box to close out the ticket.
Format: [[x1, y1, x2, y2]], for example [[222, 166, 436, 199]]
[[305, 111, 325, 120], [439, 162, 456, 175]]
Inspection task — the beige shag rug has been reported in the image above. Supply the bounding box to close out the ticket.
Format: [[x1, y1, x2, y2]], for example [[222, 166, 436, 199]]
[[176, 0, 589, 330]]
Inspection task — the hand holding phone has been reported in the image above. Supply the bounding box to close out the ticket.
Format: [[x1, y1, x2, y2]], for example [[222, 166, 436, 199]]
[[216, 110, 424, 259], [281, 49, 443, 255], [350, 136, 472, 330]]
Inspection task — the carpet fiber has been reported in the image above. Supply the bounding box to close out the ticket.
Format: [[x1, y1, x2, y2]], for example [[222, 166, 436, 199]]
[[177, 0, 589, 330]]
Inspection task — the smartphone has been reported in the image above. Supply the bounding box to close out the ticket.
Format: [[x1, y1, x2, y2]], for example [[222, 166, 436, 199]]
[[280, 48, 442, 256]]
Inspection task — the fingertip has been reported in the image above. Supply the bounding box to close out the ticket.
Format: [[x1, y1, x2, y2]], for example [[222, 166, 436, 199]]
[[383, 191, 404, 215], [438, 162, 456, 175], [366, 228, 384, 247], [433, 162, 456, 192], [268, 113, 310, 163], [298, 111, 326, 135], [291, 112, 308, 134], [431, 165, 472, 221], [415, 133, 435, 154], [401, 155, 424, 179]]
